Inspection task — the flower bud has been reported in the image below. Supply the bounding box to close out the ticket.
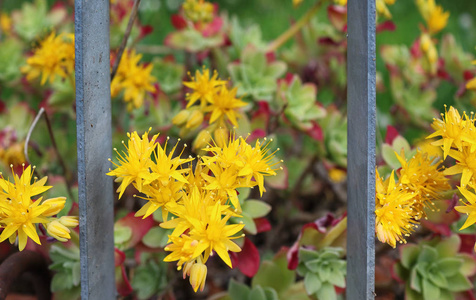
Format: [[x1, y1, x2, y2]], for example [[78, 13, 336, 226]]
[[193, 130, 211, 151], [59, 216, 79, 228], [189, 261, 207, 292], [186, 110, 204, 129], [47, 220, 71, 242], [41, 197, 66, 217], [172, 110, 190, 126]]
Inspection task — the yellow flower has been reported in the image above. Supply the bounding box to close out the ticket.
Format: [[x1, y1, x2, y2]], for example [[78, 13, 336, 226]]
[[334, 0, 347, 6], [427, 106, 476, 159], [416, 0, 449, 34], [21, 32, 75, 85], [164, 234, 199, 269], [182, 0, 214, 24], [107, 130, 159, 198], [0, 166, 75, 250], [183, 68, 226, 108], [467, 77, 476, 91], [444, 147, 476, 188], [134, 180, 184, 219], [0, 13, 12, 35], [189, 202, 244, 268], [204, 86, 246, 127], [239, 138, 281, 196], [293, 0, 304, 7], [455, 187, 476, 230], [375, 171, 417, 248], [46, 220, 71, 242], [112, 50, 156, 110], [395, 149, 450, 216]]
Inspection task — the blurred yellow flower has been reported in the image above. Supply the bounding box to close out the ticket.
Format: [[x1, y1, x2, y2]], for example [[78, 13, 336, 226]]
[[416, 0, 449, 34], [111, 50, 156, 110], [21, 32, 75, 85], [182, 0, 214, 24]]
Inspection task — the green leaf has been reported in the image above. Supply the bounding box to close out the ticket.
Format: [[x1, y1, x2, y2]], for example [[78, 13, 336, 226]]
[[445, 273, 473, 292], [304, 259, 322, 273], [142, 226, 172, 248], [315, 282, 337, 300], [263, 287, 279, 300], [458, 253, 476, 276], [71, 262, 81, 287], [248, 285, 267, 300], [242, 200, 271, 219], [229, 279, 251, 300], [381, 144, 402, 170], [417, 246, 438, 264], [51, 271, 74, 292], [232, 212, 257, 235], [428, 270, 448, 288], [422, 279, 440, 300], [252, 255, 295, 294], [327, 271, 346, 288], [299, 248, 321, 263], [435, 235, 460, 258], [410, 267, 422, 292], [400, 244, 420, 269], [434, 258, 463, 277], [114, 224, 133, 246], [304, 272, 321, 295]]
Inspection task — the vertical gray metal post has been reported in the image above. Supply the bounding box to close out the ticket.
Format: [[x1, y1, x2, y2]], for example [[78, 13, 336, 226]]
[[346, 0, 376, 298], [75, 0, 116, 298]]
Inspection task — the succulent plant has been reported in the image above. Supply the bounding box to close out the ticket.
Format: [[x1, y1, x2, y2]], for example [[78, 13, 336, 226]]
[[228, 47, 286, 102], [296, 247, 346, 300], [228, 279, 279, 300], [394, 235, 476, 300]]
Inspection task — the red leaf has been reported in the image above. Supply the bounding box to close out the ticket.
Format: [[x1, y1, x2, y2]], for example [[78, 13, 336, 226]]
[[327, 5, 347, 32], [306, 121, 323, 141], [463, 70, 475, 81], [0, 100, 5, 113], [265, 52, 276, 63], [140, 25, 154, 38], [115, 248, 126, 267], [376, 20, 396, 33], [231, 238, 260, 277], [254, 218, 272, 233], [385, 125, 399, 144], [171, 14, 187, 30], [200, 17, 223, 37], [459, 234, 476, 254]]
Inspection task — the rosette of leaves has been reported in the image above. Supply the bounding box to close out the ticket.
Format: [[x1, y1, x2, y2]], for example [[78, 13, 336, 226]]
[[151, 58, 184, 94], [131, 253, 168, 300], [394, 235, 476, 300], [228, 17, 267, 58], [278, 75, 326, 131], [296, 247, 346, 300], [228, 46, 286, 102]]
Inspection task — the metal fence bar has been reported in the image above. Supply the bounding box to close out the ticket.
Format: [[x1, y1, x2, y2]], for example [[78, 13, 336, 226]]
[[75, 0, 116, 298], [346, 0, 376, 298]]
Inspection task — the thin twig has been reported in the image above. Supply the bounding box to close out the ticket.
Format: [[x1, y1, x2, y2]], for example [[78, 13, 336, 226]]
[[110, 0, 142, 80], [43, 111, 75, 201], [24, 108, 45, 165], [266, 0, 327, 52]]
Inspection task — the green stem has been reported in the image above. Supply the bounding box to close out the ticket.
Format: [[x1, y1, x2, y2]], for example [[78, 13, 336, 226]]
[[266, 0, 327, 52]]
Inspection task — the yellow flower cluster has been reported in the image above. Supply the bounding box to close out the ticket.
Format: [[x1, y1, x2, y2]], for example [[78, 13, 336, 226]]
[[428, 106, 476, 237], [173, 68, 247, 150], [21, 32, 75, 85], [182, 0, 214, 24], [376, 148, 449, 248], [111, 50, 156, 111], [416, 0, 449, 74], [107, 129, 280, 292], [0, 165, 78, 251]]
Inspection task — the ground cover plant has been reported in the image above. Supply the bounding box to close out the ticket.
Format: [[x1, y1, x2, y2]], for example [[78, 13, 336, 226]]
[[1, 0, 476, 299]]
